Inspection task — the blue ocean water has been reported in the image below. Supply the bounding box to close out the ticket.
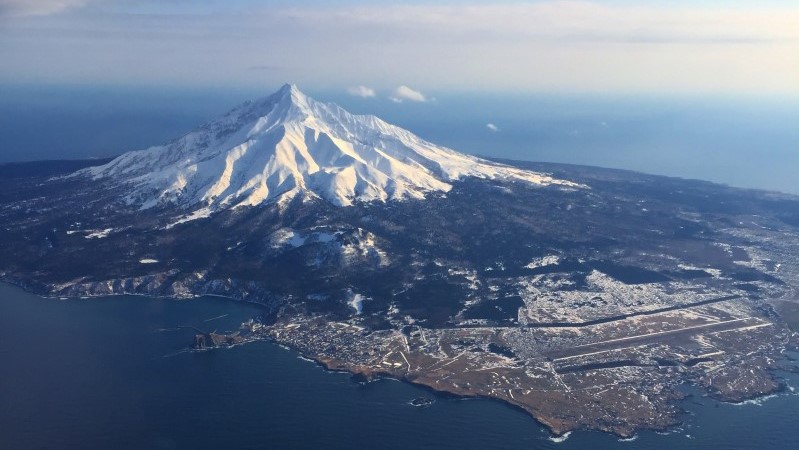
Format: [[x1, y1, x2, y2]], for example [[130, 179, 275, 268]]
[[1, 282, 798, 450]]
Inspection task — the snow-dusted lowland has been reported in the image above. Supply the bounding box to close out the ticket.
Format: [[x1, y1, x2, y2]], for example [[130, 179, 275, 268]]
[[81, 84, 581, 214]]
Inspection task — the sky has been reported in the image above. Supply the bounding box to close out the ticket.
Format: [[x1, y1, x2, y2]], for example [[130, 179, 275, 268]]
[[1, 1, 797, 195], [1, 0, 798, 96]]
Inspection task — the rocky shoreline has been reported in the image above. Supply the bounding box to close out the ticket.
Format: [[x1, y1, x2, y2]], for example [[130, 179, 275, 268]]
[[0, 272, 284, 312], [193, 304, 796, 439], [1, 277, 796, 439], [280, 334, 784, 439]]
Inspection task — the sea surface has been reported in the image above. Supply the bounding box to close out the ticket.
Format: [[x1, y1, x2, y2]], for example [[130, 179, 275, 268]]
[[1, 282, 798, 450]]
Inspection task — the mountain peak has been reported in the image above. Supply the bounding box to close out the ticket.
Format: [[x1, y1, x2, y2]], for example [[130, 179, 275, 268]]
[[284, 82, 305, 95], [251, 83, 313, 123], [275, 82, 306, 104], [277, 82, 299, 94], [83, 84, 583, 218]]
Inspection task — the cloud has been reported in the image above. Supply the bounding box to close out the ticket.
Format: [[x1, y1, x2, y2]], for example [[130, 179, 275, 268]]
[[0, 0, 90, 17], [486, 123, 500, 132], [389, 85, 427, 103], [273, 3, 799, 46], [347, 85, 376, 98], [1, 2, 797, 94]]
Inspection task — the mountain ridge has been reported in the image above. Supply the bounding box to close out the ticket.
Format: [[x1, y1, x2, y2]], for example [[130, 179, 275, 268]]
[[80, 84, 581, 216]]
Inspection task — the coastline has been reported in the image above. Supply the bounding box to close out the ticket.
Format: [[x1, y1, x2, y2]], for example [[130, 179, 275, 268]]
[[0, 279, 793, 440], [258, 327, 793, 440]]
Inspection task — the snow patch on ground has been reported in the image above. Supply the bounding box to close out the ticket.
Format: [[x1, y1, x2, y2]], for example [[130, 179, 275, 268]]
[[270, 228, 307, 249], [348, 290, 366, 314], [678, 263, 721, 278], [269, 228, 349, 250], [85, 228, 113, 239], [339, 229, 390, 266], [165, 208, 212, 229], [525, 255, 560, 269]]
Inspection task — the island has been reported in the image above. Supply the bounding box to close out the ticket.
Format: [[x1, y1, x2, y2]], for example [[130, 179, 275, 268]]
[[2, 86, 798, 439]]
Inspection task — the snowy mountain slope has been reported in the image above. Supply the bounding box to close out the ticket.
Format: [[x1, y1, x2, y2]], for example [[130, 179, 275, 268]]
[[82, 84, 583, 212]]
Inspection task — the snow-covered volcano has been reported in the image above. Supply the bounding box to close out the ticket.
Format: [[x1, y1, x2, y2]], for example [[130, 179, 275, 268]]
[[83, 84, 580, 211]]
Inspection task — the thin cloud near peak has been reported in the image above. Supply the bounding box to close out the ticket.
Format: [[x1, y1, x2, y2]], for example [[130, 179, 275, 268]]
[[347, 85, 376, 98], [389, 85, 427, 103]]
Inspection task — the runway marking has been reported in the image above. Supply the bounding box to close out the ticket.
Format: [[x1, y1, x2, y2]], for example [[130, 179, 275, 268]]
[[547, 318, 763, 360], [553, 345, 639, 362]]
